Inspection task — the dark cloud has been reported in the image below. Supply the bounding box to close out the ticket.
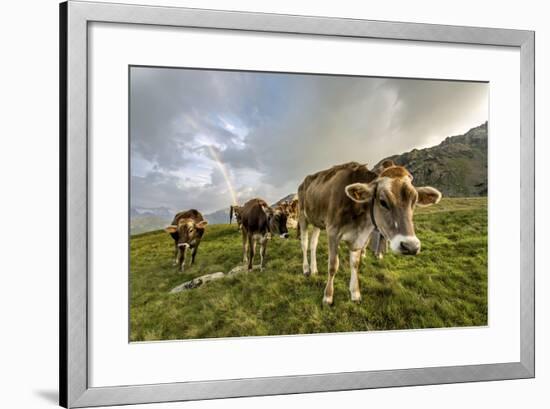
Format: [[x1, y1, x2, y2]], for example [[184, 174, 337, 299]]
[[130, 67, 488, 215]]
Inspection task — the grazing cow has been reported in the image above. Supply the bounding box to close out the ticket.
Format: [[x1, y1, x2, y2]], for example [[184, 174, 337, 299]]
[[297, 161, 441, 305], [164, 209, 208, 273], [287, 197, 299, 229], [240, 198, 289, 271], [274, 197, 299, 229], [229, 204, 243, 230]]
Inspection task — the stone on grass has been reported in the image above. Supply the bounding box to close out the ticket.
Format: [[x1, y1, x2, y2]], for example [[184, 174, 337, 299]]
[[170, 272, 225, 293], [227, 264, 261, 275]]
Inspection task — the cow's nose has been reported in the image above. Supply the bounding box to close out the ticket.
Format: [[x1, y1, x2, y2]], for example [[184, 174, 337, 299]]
[[280, 233, 289, 239], [177, 243, 190, 248], [400, 239, 420, 255]]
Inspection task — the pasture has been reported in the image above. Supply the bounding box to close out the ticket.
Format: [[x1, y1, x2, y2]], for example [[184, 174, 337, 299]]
[[130, 197, 487, 341]]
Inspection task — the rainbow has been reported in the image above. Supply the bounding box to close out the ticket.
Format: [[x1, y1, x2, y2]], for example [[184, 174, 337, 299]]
[[207, 145, 238, 206]]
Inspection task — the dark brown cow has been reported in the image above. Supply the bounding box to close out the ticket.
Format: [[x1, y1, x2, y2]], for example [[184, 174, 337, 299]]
[[164, 209, 208, 273], [297, 161, 441, 305], [240, 198, 289, 271]]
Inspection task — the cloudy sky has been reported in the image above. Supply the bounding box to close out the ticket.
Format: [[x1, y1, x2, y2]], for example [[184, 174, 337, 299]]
[[130, 67, 488, 215]]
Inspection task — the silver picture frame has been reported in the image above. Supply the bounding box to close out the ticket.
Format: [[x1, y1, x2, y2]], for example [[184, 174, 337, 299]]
[[60, 1, 535, 407]]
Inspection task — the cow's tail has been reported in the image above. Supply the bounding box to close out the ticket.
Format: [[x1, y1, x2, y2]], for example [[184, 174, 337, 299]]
[[229, 205, 234, 224]]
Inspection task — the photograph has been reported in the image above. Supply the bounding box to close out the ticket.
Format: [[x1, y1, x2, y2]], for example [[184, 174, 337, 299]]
[[129, 66, 489, 341], [1, 0, 541, 407]]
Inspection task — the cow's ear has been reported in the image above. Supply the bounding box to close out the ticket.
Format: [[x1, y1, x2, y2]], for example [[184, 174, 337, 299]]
[[345, 183, 374, 203], [416, 186, 442, 207], [381, 159, 395, 169], [164, 225, 178, 234], [196, 220, 208, 229]]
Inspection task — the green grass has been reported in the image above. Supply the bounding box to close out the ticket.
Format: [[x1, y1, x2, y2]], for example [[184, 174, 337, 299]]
[[130, 197, 487, 341]]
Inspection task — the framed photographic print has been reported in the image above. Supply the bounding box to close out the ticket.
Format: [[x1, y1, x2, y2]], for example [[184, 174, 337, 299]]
[[60, 1, 534, 407]]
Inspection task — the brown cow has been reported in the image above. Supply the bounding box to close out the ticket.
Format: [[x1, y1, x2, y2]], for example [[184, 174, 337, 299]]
[[164, 209, 208, 273], [229, 204, 243, 230], [297, 161, 441, 305], [274, 196, 299, 229], [240, 198, 289, 271]]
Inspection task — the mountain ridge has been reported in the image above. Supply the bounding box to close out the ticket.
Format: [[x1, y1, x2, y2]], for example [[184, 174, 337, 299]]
[[375, 122, 487, 197]]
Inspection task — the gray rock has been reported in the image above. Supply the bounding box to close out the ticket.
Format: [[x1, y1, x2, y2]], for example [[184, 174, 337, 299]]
[[227, 264, 262, 275], [170, 264, 264, 293], [170, 272, 225, 293], [227, 265, 247, 275]]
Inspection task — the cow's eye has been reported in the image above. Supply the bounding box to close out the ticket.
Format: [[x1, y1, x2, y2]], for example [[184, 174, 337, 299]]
[[380, 199, 389, 210]]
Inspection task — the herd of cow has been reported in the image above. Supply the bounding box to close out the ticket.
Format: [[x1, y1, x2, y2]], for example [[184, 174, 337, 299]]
[[164, 160, 442, 305]]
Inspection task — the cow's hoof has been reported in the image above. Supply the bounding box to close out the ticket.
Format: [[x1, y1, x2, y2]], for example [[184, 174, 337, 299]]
[[351, 292, 362, 303], [322, 296, 334, 306], [310, 269, 318, 276]]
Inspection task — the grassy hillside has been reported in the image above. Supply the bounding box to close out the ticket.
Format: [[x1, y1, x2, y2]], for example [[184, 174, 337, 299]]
[[130, 197, 487, 341]]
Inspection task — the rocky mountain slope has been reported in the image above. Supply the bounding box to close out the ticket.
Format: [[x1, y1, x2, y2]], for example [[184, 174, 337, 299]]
[[376, 122, 488, 197]]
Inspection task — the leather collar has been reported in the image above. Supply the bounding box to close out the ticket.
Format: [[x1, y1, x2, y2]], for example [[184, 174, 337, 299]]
[[370, 183, 379, 232]]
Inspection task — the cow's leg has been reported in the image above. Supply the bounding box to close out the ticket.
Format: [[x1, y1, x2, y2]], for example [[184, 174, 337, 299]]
[[242, 229, 249, 264], [309, 227, 321, 275], [299, 215, 310, 275], [247, 235, 256, 271], [323, 232, 340, 305], [191, 245, 198, 265], [259, 236, 268, 272], [173, 241, 179, 266], [349, 249, 362, 302], [177, 246, 187, 273]]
